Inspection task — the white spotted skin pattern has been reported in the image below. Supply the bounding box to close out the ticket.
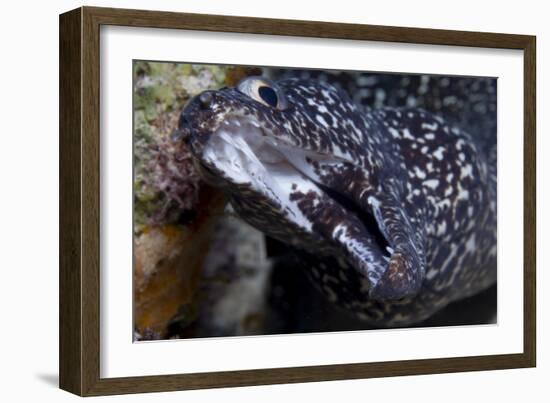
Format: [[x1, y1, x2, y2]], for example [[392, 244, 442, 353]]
[[341, 108, 497, 325], [178, 77, 497, 327]]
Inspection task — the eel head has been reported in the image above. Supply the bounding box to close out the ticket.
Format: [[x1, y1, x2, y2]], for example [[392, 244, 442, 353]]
[[174, 76, 424, 300]]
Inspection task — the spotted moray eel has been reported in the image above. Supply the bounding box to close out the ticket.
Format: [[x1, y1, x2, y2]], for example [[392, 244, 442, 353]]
[[174, 74, 497, 327]]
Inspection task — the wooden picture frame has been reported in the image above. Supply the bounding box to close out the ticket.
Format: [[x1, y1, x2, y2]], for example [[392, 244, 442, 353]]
[[59, 6, 536, 396]]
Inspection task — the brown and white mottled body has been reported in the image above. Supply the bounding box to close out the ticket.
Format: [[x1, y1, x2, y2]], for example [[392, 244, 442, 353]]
[[174, 76, 496, 326]]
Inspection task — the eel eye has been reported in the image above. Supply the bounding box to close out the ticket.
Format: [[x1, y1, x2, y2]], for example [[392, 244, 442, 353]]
[[237, 76, 288, 110], [258, 86, 278, 107]]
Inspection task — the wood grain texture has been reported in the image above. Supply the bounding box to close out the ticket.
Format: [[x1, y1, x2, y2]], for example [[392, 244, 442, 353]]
[[81, 6, 102, 396], [523, 38, 536, 367], [86, 6, 532, 49], [59, 6, 537, 396], [59, 8, 82, 396]]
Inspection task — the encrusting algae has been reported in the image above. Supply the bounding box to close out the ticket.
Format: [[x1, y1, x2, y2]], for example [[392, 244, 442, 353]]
[[133, 62, 264, 339]]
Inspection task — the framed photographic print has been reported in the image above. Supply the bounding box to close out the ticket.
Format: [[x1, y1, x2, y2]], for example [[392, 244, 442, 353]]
[[59, 6, 536, 396]]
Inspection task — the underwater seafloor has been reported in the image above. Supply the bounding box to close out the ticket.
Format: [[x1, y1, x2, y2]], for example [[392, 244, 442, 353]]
[[132, 62, 497, 341]]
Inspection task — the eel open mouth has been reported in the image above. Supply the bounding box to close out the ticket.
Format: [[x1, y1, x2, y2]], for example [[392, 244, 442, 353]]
[[197, 115, 393, 288]]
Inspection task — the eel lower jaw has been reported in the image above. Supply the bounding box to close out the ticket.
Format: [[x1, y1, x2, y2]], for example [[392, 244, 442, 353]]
[[199, 115, 394, 285]]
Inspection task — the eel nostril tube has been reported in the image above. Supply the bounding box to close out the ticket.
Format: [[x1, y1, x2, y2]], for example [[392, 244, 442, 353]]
[[199, 91, 213, 108]]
